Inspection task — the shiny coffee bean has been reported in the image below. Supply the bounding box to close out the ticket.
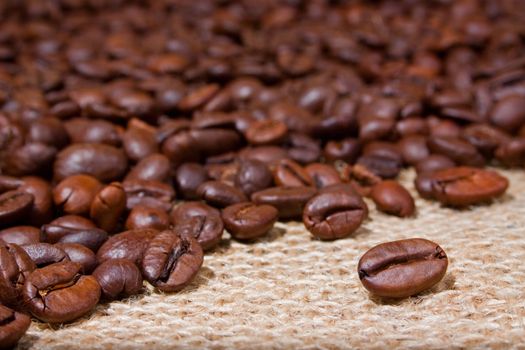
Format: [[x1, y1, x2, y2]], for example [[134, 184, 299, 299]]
[[141, 231, 203, 292], [174, 163, 210, 200], [196, 181, 247, 208], [305, 163, 342, 189], [495, 138, 525, 167], [54, 243, 97, 274], [356, 154, 402, 179], [222, 202, 278, 240], [22, 243, 69, 268], [64, 118, 121, 146], [415, 155, 456, 174], [490, 95, 525, 133], [0, 243, 36, 308], [245, 119, 288, 145], [90, 183, 126, 232], [398, 135, 430, 165], [251, 186, 317, 220], [273, 159, 313, 187], [370, 181, 415, 217], [0, 226, 42, 245], [358, 238, 448, 298], [425, 167, 509, 207], [323, 138, 361, 164], [171, 202, 224, 251], [0, 191, 34, 227], [0, 304, 31, 349], [97, 229, 158, 266], [303, 191, 367, 240], [92, 259, 143, 301], [234, 159, 273, 197], [427, 136, 485, 167], [43, 225, 107, 252], [18, 177, 54, 226], [123, 179, 175, 211], [125, 205, 170, 231], [3, 143, 57, 177], [125, 153, 171, 183], [53, 175, 103, 216], [22, 261, 101, 323]]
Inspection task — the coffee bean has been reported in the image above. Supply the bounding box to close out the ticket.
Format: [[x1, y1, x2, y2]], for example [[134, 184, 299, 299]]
[[398, 136, 430, 165], [245, 119, 288, 145], [174, 163, 210, 200], [0, 304, 31, 349], [462, 123, 510, 157], [356, 154, 402, 179], [141, 231, 203, 292], [251, 186, 317, 220], [0, 191, 34, 227], [0, 226, 42, 245], [171, 202, 224, 251], [358, 238, 448, 298], [53, 175, 103, 216], [427, 135, 485, 167], [18, 176, 54, 226], [64, 118, 121, 146], [238, 146, 290, 167], [22, 261, 101, 323], [43, 225, 108, 252], [196, 181, 247, 208], [122, 122, 159, 162], [273, 159, 313, 187], [303, 191, 367, 240], [495, 138, 525, 167], [125, 153, 171, 183], [125, 205, 170, 231], [234, 159, 273, 197], [54, 243, 97, 274], [323, 138, 361, 164], [4, 143, 57, 177], [123, 179, 175, 211], [490, 95, 525, 133], [222, 202, 278, 240], [0, 243, 36, 308], [27, 117, 69, 149], [285, 133, 322, 165], [370, 181, 415, 217], [304, 163, 342, 189], [97, 229, 158, 266], [22, 243, 69, 268], [92, 259, 143, 300], [415, 155, 456, 174], [90, 183, 126, 232], [425, 166, 509, 207], [54, 143, 128, 182]]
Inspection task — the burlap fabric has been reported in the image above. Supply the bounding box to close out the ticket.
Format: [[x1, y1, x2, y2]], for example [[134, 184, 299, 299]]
[[17, 169, 525, 349]]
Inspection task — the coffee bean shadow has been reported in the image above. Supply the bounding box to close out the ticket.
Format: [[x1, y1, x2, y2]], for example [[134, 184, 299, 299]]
[[208, 237, 232, 255], [369, 273, 456, 306], [17, 332, 39, 350], [254, 226, 287, 243], [179, 266, 215, 294], [438, 193, 514, 212]]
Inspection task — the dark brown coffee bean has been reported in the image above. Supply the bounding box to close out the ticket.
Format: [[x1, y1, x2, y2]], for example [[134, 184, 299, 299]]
[[22, 261, 101, 323], [178, 84, 220, 111], [97, 229, 158, 266], [358, 238, 448, 298], [425, 167, 509, 207], [90, 183, 126, 232], [397, 135, 430, 165], [304, 163, 342, 189], [238, 146, 290, 167], [285, 133, 321, 165], [123, 179, 175, 211], [18, 176, 53, 226], [495, 138, 525, 167], [174, 163, 210, 200], [125, 205, 170, 231], [43, 216, 107, 251], [0, 243, 36, 308], [54, 143, 128, 182], [359, 118, 395, 143], [395, 117, 429, 137], [64, 118, 121, 146], [462, 124, 510, 157], [222, 202, 278, 240], [0, 304, 31, 349], [234, 159, 273, 197], [414, 172, 436, 199], [0, 191, 34, 227], [141, 231, 203, 292], [415, 155, 456, 175], [53, 175, 103, 216], [54, 243, 97, 274], [427, 135, 485, 167], [370, 181, 415, 217], [122, 121, 158, 162], [356, 154, 402, 179], [323, 138, 361, 164], [251, 186, 317, 220], [22, 243, 69, 268], [245, 119, 288, 145], [196, 181, 247, 208], [0, 176, 23, 194], [125, 153, 171, 183], [92, 259, 143, 300], [190, 129, 241, 158], [0, 226, 42, 245], [3, 143, 57, 177], [171, 202, 224, 251], [490, 95, 525, 133], [27, 117, 69, 149], [303, 191, 367, 240], [273, 159, 313, 187]]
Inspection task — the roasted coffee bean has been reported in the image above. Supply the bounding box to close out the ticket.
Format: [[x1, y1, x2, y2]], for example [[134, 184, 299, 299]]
[[171, 202, 224, 250], [64, 118, 121, 146], [363, 142, 402, 164], [252, 186, 317, 220], [0, 176, 23, 194], [358, 238, 448, 298], [427, 136, 485, 167], [92, 259, 143, 300], [415, 155, 456, 174], [141, 231, 203, 292], [285, 133, 322, 164], [125, 153, 171, 183], [53, 175, 103, 216], [0, 243, 35, 308], [222, 202, 278, 240], [0, 226, 42, 245], [190, 129, 241, 158], [273, 159, 313, 187], [424, 167, 509, 207], [125, 205, 170, 231], [55, 243, 97, 274], [234, 159, 273, 197], [490, 95, 525, 133], [196, 181, 247, 208], [18, 176, 53, 226], [174, 163, 210, 200], [462, 124, 510, 157], [90, 183, 126, 232], [495, 138, 525, 167], [3, 143, 57, 177], [0, 191, 34, 227], [97, 229, 158, 266], [238, 146, 290, 167], [22, 261, 101, 323], [123, 179, 175, 211], [323, 138, 361, 164], [54, 143, 128, 182], [304, 163, 342, 189], [22, 243, 69, 268], [356, 154, 402, 179], [370, 181, 415, 217], [245, 119, 288, 146], [398, 136, 430, 166], [414, 172, 435, 200], [0, 304, 31, 349], [27, 117, 69, 149], [303, 191, 367, 240]]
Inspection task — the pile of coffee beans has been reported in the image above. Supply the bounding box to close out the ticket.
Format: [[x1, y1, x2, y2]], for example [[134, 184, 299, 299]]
[[1, 0, 524, 346]]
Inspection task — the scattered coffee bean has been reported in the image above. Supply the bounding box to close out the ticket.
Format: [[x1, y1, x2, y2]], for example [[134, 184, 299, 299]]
[[222, 202, 278, 240], [97, 229, 158, 266], [252, 186, 317, 220], [0, 191, 34, 227], [370, 181, 415, 217], [92, 259, 143, 300], [0, 304, 31, 349]]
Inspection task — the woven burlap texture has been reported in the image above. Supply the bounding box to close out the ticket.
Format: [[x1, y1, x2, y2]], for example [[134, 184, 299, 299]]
[[17, 169, 525, 350]]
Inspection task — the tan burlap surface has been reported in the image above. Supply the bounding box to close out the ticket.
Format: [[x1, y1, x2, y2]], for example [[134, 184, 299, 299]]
[[16, 169, 525, 350]]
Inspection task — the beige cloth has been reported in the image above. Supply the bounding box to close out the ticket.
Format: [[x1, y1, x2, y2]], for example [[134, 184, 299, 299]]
[[18, 169, 525, 349]]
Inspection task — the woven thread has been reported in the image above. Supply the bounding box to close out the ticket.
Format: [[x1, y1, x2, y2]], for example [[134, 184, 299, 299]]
[[18, 169, 525, 349]]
